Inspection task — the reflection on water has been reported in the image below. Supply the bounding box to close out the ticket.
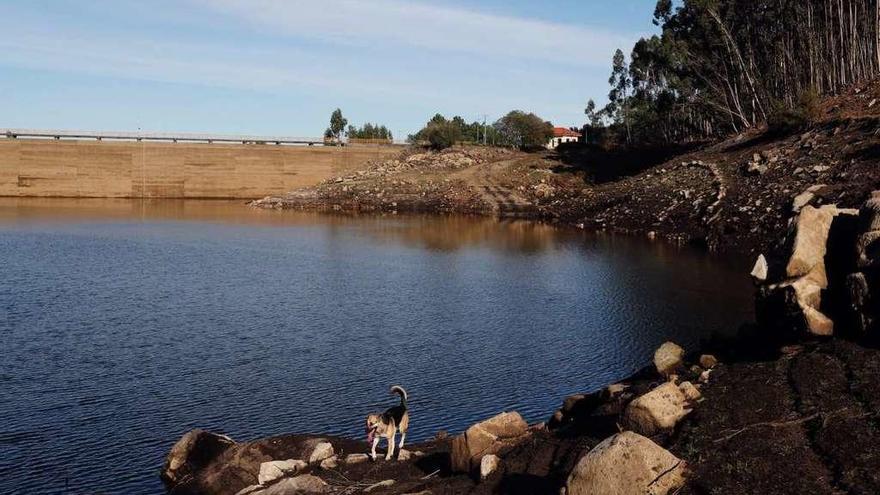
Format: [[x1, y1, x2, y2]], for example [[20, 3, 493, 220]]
[[0, 198, 753, 494]]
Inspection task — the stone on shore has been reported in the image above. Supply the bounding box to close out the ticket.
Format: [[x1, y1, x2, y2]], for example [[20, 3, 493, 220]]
[[653, 342, 685, 377], [344, 453, 370, 465], [161, 429, 235, 487], [480, 454, 500, 480], [309, 442, 334, 464], [751, 254, 768, 281], [318, 455, 338, 469], [450, 411, 529, 473], [624, 382, 691, 436], [679, 381, 702, 401], [258, 474, 328, 494], [565, 431, 686, 495], [258, 459, 307, 485], [699, 354, 718, 369]]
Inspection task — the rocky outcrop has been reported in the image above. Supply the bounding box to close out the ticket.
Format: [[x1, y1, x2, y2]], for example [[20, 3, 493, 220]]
[[255, 474, 329, 494], [653, 342, 685, 377], [565, 431, 686, 495], [450, 411, 529, 473], [161, 429, 235, 488], [757, 204, 858, 336], [623, 382, 693, 437]]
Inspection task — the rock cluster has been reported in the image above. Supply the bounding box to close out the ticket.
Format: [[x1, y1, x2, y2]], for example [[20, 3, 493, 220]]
[[450, 411, 529, 473]]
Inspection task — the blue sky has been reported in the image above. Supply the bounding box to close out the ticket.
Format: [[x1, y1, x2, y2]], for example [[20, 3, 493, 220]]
[[0, 1, 659, 138]]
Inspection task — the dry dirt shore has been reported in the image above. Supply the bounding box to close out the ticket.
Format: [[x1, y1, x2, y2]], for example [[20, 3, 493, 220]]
[[253, 80, 880, 256]]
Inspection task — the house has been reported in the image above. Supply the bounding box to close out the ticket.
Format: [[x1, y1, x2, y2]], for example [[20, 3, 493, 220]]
[[547, 127, 581, 149]]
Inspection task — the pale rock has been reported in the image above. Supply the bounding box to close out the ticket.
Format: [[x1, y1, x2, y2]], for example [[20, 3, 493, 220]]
[[258, 459, 307, 485], [699, 354, 719, 369], [624, 382, 691, 436], [480, 454, 500, 480], [397, 449, 411, 461], [234, 485, 264, 495], [679, 381, 702, 401], [309, 442, 334, 464], [259, 474, 328, 494], [450, 411, 529, 473], [319, 455, 338, 470], [699, 369, 712, 383], [565, 431, 686, 495], [750, 254, 768, 281], [653, 342, 685, 377]]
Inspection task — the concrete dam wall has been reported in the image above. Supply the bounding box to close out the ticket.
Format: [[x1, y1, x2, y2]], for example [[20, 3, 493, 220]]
[[0, 139, 400, 199]]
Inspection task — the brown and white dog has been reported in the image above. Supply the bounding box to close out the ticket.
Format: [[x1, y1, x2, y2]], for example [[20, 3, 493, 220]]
[[365, 385, 409, 460]]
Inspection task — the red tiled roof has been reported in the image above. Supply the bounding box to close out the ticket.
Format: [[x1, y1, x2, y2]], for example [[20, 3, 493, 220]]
[[553, 127, 581, 138]]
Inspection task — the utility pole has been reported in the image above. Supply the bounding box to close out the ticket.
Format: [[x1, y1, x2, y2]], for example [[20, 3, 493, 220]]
[[480, 114, 488, 145]]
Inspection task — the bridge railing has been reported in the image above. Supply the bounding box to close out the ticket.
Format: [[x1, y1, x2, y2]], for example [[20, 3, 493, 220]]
[[0, 128, 327, 146]]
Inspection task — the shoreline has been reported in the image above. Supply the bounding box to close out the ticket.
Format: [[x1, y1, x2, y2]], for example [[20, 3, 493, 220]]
[[163, 101, 880, 493]]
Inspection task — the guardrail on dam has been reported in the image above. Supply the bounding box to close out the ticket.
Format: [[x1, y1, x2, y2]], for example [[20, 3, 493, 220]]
[[0, 129, 402, 199]]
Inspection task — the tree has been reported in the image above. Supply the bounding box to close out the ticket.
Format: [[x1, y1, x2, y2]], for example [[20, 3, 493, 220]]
[[328, 109, 347, 143], [585, 99, 602, 127], [493, 110, 554, 150]]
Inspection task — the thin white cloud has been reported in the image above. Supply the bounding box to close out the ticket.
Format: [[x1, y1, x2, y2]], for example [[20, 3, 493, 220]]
[[194, 0, 635, 67]]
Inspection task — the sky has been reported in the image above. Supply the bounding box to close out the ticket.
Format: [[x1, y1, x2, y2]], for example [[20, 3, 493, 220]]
[[0, 0, 660, 138]]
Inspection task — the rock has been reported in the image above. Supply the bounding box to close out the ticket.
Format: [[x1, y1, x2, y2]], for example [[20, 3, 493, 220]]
[[653, 342, 685, 377], [319, 455, 338, 469], [161, 429, 235, 488], [258, 459, 307, 485], [699, 369, 712, 383], [792, 185, 827, 212], [397, 449, 411, 461], [450, 411, 529, 473], [235, 486, 264, 495], [751, 254, 768, 281], [679, 381, 702, 401], [308, 442, 334, 464], [699, 354, 718, 369], [607, 383, 629, 396], [480, 454, 500, 480], [565, 431, 686, 495], [746, 162, 768, 175], [344, 453, 370, 465], [786, 205, 838, 278], [259, 474, 328, 494], [364, 480, 395, 492], [624, 382, 691, 436]]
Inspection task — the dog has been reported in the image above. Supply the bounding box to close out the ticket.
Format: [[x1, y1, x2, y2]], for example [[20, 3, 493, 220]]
[[365, 385, 409, 460]]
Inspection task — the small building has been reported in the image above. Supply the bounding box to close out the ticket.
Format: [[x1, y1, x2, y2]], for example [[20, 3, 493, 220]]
[[547, 127, 581, 149]]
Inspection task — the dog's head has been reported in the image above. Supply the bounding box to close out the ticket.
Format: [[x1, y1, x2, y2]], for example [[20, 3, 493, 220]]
[[365, 414, 381, 443]]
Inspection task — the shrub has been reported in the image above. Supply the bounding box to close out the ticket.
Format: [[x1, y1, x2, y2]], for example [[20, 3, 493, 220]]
[[421, 121, 462, 150], [767, 88, 822, 135]]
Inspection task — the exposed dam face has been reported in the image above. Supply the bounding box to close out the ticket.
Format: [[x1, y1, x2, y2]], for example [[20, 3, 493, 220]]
[[0, 139, 399, 199]]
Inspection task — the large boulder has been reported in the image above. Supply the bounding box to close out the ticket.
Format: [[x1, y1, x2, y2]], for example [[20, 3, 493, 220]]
[[161, 429, 235, 488], [450, 411, 529, 473], [565, 431, 686, 495], [623, 382, 692, 436], [653, 342, 685, 377]]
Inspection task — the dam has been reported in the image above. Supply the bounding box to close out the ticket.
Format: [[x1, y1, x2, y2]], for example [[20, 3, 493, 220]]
[[0, 129, 400, 199]]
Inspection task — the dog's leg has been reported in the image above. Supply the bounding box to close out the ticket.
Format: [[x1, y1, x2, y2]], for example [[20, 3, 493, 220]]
[[386, 432, 396, 460], [398, 432, 406, 451], [370, 436, 380, 460]]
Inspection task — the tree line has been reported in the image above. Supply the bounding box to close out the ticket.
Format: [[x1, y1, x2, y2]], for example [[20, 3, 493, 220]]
[[408, 111, 554, 150], [323, 109, 393, 143], [588, 0, 880, 146]]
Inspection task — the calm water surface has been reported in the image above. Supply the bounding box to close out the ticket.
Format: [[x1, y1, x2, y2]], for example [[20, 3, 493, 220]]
[[0, 199, 753, 494]]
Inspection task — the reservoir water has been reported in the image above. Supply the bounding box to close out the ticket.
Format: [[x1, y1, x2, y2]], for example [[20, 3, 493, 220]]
[[0, 199, 753, 494]]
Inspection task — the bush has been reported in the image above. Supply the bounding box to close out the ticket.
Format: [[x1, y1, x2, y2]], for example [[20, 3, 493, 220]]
[[767, 88, 822, 135], [421, 121, 462, 150]]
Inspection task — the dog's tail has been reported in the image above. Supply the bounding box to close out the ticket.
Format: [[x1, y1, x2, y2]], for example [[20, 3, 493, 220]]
[[390, 385, 407, 408]]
